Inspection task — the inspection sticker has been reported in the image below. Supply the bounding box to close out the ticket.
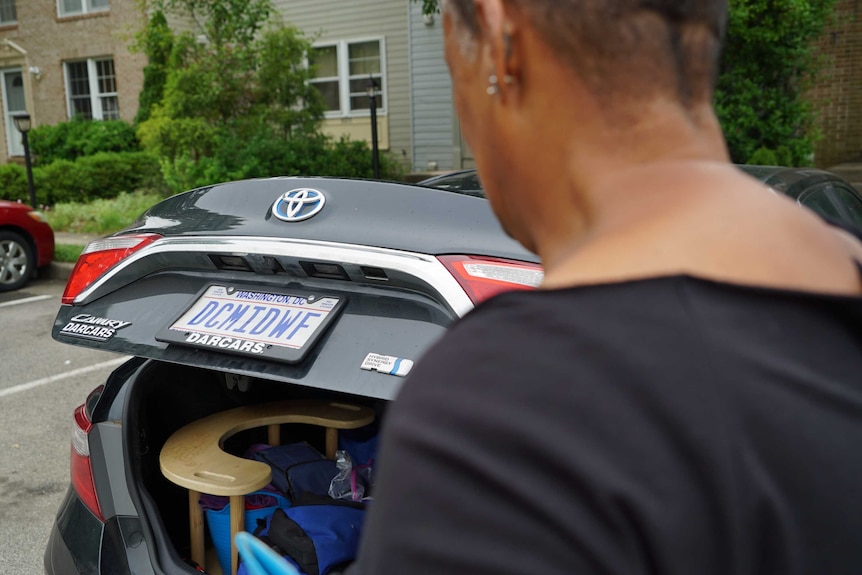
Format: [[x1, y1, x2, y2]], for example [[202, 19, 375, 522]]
[[361, 353, 414, 377]]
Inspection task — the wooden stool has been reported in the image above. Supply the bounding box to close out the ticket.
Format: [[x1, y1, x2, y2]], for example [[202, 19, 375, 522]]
[[159, 400, 375, 575]]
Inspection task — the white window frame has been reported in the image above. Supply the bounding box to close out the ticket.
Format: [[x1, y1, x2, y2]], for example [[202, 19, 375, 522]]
[[0, 0, 17, 25], [310, 37, 387, 119], [57, 0, 109, 18], [63, 57, 119, 121]]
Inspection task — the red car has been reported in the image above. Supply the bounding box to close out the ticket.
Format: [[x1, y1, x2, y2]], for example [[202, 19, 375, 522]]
[[0, 200, 54, 291]]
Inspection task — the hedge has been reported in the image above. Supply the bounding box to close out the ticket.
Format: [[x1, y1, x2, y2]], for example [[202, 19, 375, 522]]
[[29, 119, 140, 165], [0, 151, 166, 205]]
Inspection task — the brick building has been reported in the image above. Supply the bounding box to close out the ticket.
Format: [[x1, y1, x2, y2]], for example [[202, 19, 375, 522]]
[[809, 0, 862, 169], [0, 0, 145, 160]]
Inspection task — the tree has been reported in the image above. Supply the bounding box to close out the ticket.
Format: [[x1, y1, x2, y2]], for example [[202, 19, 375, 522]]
[[412, 0, 836, 166], [715, 0, 836, 166], [150, 0, 273, 48], [134, 10, 173, 124], [135, 0, 399, 192]]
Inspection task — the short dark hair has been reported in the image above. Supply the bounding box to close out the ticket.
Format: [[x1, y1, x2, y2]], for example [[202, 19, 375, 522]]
[[446, 0, 728, 108]]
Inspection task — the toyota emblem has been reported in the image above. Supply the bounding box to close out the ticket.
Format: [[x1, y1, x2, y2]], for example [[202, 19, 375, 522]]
[[272, 188, 326, 222]]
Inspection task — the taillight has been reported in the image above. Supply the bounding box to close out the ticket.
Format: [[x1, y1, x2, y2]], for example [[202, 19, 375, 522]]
[[71, 395, 103, 521], [438, 255, 544, 304], [62, 234, 162, 305]]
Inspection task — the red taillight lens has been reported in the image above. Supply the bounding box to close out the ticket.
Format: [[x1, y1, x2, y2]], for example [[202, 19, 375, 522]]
[[62, 234, 162, 305], [438, 255, 544, 304], [71, 403, 103, 521]]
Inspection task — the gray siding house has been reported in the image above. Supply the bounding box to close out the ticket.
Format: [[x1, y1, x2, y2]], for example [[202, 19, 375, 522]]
[[273, 0, 411, 166], [406, 2, 472, 172], [272, 0, 465, 174], [408, 2, 456, 172]]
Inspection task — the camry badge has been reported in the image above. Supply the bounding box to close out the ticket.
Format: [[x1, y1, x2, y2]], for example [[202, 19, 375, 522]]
[[272, 188, 326, 222]]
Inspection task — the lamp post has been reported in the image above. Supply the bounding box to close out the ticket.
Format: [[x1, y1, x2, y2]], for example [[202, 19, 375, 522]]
[[367, 76, 380, 179], [13, 113, 36, 209]]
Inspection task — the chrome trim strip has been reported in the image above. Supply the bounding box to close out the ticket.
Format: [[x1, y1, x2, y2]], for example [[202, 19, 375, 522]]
[[74, 236, 475, 317]]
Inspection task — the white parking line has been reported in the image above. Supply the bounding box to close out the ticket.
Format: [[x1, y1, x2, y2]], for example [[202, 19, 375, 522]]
[[0, 357, 131, 399], [0, 294, 53, 309]]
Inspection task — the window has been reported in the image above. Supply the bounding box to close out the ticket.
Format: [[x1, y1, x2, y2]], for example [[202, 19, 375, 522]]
[[65, 58, 119, 120], [309, 38, 385, 117], [59, 0, 109, 17], [0, 0, 16, 25], [831, 186, 862, 227], [800, 186, 843, 221]]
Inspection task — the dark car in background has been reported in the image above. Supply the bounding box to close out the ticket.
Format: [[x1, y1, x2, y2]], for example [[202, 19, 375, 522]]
[[0, 200, 54, 292], [420, 165, 862, 229], [44, 178, 542, 575]]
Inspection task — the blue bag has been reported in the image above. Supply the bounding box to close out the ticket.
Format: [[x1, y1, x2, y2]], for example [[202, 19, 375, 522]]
[[254, 442, 337, 501], [247, 497, 366, 575]]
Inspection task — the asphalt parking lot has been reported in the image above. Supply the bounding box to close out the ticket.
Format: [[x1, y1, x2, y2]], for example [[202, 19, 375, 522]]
[[0, 276, 127, 574]]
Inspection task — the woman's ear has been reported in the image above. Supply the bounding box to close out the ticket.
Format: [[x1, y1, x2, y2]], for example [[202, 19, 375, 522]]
[[474, 0, 523, 103]]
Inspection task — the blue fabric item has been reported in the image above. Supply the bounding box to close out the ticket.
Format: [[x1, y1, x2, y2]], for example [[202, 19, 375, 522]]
[[254, 442, 326, 496], [285, 459, 339, 500], [254, 503, 366, 575], [204, 490, 290, 575]]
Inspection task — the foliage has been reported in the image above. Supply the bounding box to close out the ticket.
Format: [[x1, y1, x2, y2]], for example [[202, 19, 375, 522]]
[[134, 10, 174, 124], [254, 25, 326, 137], [747, 145, 794, 167], [136, 0, 367, 194], [150, 0, 273, 48], [45, 191, 165, 236], [414, 0, 439, 15], [715, 0, 837, 166], [157, 128, 403, 193], [137, 114, 220, 161], [29, 119, 140, 164], [0, 163, 27, 202], [0, 152, 166, 205]]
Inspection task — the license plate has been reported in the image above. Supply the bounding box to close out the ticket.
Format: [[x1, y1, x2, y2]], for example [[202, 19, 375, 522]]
[[156, 284, 344, 363]]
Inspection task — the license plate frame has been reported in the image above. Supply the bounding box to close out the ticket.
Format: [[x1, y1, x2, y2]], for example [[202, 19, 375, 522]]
[[155, 284, 344, 363]]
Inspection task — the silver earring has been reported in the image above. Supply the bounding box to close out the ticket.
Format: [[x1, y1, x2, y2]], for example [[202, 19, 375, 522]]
[[487, 74, 499, 96], [503, 75, 515, 85]]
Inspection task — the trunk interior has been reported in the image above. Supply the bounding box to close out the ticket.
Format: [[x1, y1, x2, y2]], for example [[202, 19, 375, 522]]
[[124, 360, 388, 575]]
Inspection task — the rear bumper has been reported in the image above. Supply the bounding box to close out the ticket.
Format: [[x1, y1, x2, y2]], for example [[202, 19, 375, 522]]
[[44, 487, 151, 575], [44, 488, 102, 574]]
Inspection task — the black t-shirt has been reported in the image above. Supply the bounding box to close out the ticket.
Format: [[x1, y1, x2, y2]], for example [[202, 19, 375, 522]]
[[354, 275, 862, 575]]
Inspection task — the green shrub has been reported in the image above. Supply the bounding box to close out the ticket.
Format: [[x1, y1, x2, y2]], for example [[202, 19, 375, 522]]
[[157, 129, 405, 194], [746, 145, 796, 167], [29, 152, 166, 205], [0, 163, 27, 201], [30, 119, 140, 164], [747, 147, 779, 166]]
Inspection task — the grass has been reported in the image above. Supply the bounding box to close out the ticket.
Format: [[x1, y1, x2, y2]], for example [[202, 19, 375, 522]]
[[46, 190, 166, 263], [45, 190, 164, 236], [54, 244, 85, 263]]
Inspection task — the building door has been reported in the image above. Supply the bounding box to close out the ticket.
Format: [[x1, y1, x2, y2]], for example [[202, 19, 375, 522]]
[[1, 69, 25, 157]]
